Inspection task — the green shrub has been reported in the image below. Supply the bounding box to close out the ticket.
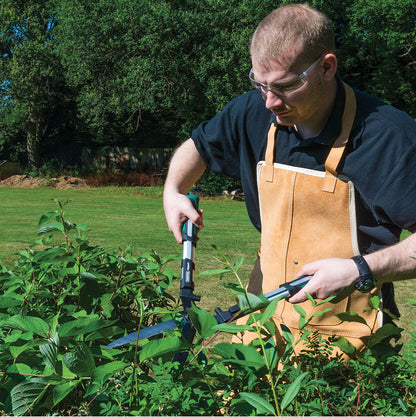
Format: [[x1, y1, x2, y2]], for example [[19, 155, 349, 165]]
[[0, 201, 415, 416], [195, 169, 242, 196]]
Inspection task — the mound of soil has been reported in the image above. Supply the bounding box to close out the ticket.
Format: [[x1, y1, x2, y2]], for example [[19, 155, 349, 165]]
[[0, 175, 90, 190]]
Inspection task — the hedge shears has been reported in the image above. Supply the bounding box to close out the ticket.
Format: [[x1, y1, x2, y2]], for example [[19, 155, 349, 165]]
[[105, 195, 311, 353]]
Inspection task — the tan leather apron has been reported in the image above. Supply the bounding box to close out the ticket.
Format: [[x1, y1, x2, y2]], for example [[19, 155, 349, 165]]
[[242, 84, 382, 354]]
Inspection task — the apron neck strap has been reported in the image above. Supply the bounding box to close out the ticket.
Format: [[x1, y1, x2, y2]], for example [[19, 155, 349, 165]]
[[324, 83, 357, 176], [265, 123, 278, 167]]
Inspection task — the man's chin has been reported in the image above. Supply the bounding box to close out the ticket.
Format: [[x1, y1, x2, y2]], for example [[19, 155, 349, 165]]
[[274, 114, 296, 126]]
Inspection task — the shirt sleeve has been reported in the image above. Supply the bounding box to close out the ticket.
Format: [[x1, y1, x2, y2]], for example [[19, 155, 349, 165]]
[[191, 90, 270, 179], [191, 97, 243, 178], [373, 142, 416, 232], [348, 97, 416, 234]]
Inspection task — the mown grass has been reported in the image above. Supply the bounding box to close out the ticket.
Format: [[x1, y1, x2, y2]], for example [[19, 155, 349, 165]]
[[0, 187, 259, 314], [0, 186, 414, 345]]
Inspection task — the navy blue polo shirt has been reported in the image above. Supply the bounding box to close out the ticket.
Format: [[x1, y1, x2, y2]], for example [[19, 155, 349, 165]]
[[192, 78, 416, 256]]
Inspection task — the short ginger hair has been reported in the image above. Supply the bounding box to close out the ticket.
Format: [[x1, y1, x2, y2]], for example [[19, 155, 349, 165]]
[[250, 4, 335, 66]]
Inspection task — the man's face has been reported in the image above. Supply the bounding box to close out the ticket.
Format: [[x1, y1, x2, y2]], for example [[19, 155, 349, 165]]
[[251, 54, 327, 130]]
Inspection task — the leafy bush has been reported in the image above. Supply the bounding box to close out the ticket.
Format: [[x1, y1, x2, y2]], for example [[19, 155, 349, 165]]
[[0, 201, 415, 416], [195, 169, 242, 196]]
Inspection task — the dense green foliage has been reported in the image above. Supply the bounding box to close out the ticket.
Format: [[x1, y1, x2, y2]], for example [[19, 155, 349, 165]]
[[0, 201, 415, 415], [1, 0, 415, 170]]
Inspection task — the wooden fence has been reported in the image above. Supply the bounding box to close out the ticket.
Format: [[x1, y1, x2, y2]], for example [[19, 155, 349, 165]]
[[86, 147, 174, 172]]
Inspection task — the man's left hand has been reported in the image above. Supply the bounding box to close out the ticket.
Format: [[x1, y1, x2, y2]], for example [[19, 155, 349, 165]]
[[288, 258, 359, 303]]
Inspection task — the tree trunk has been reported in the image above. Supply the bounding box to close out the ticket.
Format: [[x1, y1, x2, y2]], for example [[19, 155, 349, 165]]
[[26, 108, 42, 171]]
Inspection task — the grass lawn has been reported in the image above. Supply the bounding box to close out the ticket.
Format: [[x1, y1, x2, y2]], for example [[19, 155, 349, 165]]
[[0, 186, 414, 345], [0, 186, 260, 314]]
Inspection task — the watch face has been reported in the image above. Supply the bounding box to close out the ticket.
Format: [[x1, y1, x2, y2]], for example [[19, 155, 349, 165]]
[[351, 256, 377, 293], [356, 276, 376, 293]]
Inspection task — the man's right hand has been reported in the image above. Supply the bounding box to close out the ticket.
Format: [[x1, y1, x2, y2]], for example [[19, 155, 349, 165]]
[[162, 139, 207, 244], [163, 190, 204, 244]]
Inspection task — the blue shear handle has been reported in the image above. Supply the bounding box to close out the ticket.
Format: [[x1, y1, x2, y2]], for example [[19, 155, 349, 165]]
[[187, 193, 199, 211], [279, 275, 311, 296], [181, 194, 199, 290], [182, 194, 199, 237], [265, 275, 312, 302]]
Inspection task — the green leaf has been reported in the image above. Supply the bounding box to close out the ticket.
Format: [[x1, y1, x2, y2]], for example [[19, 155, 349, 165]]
[[2, 315, 49, 337], [10, 377, 50, 416], [52, 198, 72, 209], [85, 361, 126, 397], [39, 341, 58, 370], [38, 211, 59, 226], [238, 292, 267, 312], [211, 323, 254, 334], [58, 317, 113, 338], [53, 380, 81, 407], [280, 324, 294, 344], [333, 336, 356, 355], [63, 343, 95, 377], [10, 340, 39, 360], [239, 392, 275, 415], [63, 220, 77, 232], [309, 308, 333, 318], [260, 298, 278, 326], [79, 272, 97, 279], [264, 338, 279, 369], [368, 323, 403, 347], [281, 372, 310, 411], [305, 292, 316, 307], [99, 293, 114, 318], [32, 248, 67, 263], [139, 336, 183, 362], [77, 222, 88, 231], [3, 331, 32, 344], [222, 284, 247, 297], [369, 295, 381, 310], [188, 304, 218, 338], [0, 296, 22, 308], [293, 304, 306, 318], [233, 256, 244, 271], [398, 397, 409, 412], [336, 311, 367, 325], [7, 363, 34, 376], [212, 343, 265, 372], [315, 295, 336, 306], [37, 222, 65, 235]]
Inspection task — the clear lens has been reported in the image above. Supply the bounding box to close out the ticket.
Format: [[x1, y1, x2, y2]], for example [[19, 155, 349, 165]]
[[249, 54, 325, 97], [249, 69, 306, 96]]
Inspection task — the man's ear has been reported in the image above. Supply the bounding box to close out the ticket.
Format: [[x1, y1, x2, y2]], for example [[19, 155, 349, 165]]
[[322, 53, 337, 80]]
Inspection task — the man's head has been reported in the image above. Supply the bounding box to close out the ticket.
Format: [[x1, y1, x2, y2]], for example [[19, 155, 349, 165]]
[[250, 4, 335, 67], [249, 4, 338, 137]]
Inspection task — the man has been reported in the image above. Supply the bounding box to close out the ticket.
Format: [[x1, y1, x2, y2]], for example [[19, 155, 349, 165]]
[[163, 4, 416, 353]]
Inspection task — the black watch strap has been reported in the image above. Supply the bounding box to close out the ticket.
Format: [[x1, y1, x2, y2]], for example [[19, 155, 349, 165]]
[[351, 255, 377, 293]]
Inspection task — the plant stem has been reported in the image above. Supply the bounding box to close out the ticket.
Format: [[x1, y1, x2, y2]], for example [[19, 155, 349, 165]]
[[253, 319, 280, 416]]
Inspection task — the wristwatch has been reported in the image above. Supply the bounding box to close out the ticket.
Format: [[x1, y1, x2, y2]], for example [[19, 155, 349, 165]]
[[351, 255, 377, 293]]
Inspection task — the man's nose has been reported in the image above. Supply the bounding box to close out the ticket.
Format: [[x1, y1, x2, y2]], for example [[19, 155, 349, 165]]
[[264, 90, 285, 109]]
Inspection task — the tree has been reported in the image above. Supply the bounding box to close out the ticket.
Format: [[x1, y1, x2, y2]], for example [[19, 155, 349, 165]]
[[1, 0, 415, 170], [55, 0, 277, 145], [340, 0, 416, 118], [305, 0, 416, 117], [0, 0, 71, 170]]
